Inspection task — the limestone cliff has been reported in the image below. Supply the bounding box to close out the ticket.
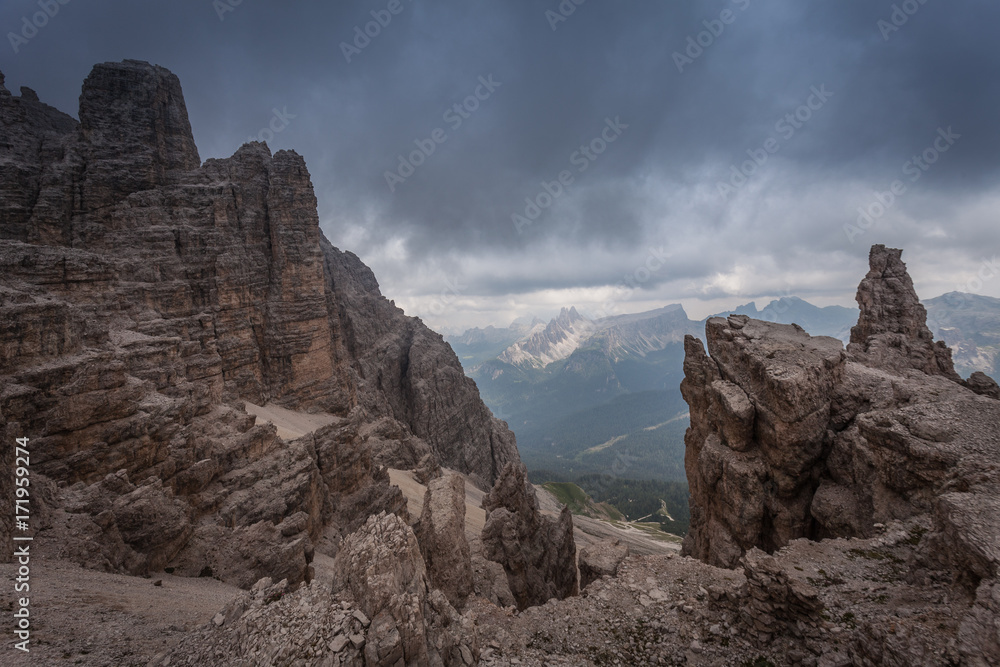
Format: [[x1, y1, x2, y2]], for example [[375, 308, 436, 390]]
[[0, 61, 520, 586], [680, 245, 1000, 663], [684, 245, 1000, 568]]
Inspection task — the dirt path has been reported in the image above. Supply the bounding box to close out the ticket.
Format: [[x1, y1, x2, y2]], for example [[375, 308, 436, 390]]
[[243, 401, 338, 440]]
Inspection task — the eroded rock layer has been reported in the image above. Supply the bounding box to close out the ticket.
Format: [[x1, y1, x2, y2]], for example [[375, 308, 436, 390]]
[[481, 462, 579, 610], [0, 61, 522, 589], [682, 244, 1000, 664]]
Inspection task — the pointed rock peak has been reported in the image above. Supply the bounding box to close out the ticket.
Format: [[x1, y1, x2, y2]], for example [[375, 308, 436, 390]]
[[850, 245, 928, 343], [80, 60, 200, 172], [0, 69, 8, 96], [557, 306, 585, 325], [849, 245, 960, 378], [19, 86, 39, 102], [235, 140, 273, 158]]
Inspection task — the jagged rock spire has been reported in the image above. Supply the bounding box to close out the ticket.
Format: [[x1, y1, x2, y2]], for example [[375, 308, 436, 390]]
[[848, 244, 960, 378]]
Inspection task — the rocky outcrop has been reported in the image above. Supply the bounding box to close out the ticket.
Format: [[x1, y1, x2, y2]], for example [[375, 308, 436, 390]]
[[681, 316, 845, 566], [415, 474, 475, 609], [470, 537, 517, 608], [0, 61, 524, 588], [78, 60, 201, 211], [481, 462, 579, 610], [682, 245, 1000, 664], [848, 244, 962, 380], [966, 370, 1000, 399], [578, 539, 629, 590], [332, 512, 478, 666], [684, 246, 1000, 568], [735, 548, 824, 645], [323, 238, 519, 488]]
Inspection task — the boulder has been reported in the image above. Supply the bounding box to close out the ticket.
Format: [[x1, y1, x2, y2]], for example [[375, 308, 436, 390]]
[[579, 539, 629, 589]]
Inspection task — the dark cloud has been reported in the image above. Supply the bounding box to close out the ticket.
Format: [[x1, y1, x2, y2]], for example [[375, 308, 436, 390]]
[[1, 0, 997, 330]]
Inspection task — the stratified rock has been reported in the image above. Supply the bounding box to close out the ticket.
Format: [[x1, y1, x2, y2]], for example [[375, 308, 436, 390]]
[[735, 548, 824, 645], [322, 237, 520, 488], [681, 246, 1000, 583], [78, 60, 201, 210], [578, 539, 629, 589], [0, 60, 526, 588], [107, 478, 193, 572], [849, 244, 961, 379], [415, 474, 475, 608], [681, 316, 844, 567], [481, 462, 579, 609], [332, 512, 478, 666]]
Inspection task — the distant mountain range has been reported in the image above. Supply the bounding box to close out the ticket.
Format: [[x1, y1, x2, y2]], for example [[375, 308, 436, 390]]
[[448, 305, 698, 486], [709, 296, 858, 343], [926, 292, 1000, 379], [446, 292, 1000, 493]]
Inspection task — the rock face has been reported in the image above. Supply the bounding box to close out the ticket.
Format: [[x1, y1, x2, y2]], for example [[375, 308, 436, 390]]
[[848, 244, 961, 379], [683, 245, 1000, 664], [684, 245, 1000, 568], [415, 474, 475, 609], [332, 512, 478, 666], [78, 60, 202, 211], [0, 60, 523, 586], [681, 316, 845, 566], [481, 462, 579, 609]]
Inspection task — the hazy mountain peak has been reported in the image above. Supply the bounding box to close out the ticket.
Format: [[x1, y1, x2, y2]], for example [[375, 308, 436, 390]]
[[499, 306, 595, 368]]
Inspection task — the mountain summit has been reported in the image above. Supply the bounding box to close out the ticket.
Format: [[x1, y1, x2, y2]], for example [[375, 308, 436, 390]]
[[499, 306, 594, 368], [0, 63, 577, 663]]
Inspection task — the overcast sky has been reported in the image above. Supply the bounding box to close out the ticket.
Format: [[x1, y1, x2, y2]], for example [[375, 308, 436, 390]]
[[2, 0, 998, 333]]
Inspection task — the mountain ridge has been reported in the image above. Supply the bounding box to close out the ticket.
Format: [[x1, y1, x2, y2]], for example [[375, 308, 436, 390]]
[[0, 62, 579, 627]]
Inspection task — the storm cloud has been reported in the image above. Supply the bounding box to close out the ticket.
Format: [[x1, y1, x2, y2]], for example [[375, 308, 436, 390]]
[[2, 0, 997, 331]]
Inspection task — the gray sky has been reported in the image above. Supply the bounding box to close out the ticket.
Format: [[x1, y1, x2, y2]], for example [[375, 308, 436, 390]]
[[2, 0, 998, 332]]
